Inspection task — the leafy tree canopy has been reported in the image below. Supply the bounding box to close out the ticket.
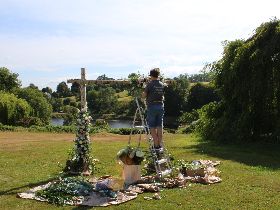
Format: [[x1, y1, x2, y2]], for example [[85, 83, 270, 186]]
[[186, 83, 220, 111], [42, 87, 53, 94], [0, 67, 21, 92], [70, 82, 80, 97], [16, 87, 53, 125], [96, 74, 114, 80], [0, 91, 32, 125], [165, 74, 190, 116], [56, 81, 71, 97], [198, 18, 280, 142], [87, 87, 118, 116]]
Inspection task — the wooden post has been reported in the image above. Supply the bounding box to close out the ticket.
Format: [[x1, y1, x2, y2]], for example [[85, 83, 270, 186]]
[[80, 68, 87, 111]]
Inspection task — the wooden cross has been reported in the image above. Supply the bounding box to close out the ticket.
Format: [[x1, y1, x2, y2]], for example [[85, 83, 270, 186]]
[[67, 68, 174, 111], [67, 68, 130, 111], [66, 68, 173, 175]]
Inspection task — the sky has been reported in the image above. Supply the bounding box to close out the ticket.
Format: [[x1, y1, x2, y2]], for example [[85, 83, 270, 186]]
[[0, 0, 279, 90]]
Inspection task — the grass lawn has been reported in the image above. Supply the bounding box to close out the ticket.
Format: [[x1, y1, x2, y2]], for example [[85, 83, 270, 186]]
[[1, 131, 280, 209]]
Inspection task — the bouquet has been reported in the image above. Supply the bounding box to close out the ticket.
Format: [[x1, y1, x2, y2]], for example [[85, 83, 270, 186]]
[[116, 146, 144, 165]]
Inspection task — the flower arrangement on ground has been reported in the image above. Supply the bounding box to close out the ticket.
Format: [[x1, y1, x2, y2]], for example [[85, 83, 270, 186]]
[[117, 146, 144, 165], [36, 176, 93, 206]]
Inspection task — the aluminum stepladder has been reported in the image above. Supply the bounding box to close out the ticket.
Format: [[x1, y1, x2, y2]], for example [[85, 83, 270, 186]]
[[130, 98, 172, 178]]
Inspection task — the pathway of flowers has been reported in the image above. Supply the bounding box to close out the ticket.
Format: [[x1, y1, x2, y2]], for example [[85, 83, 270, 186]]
[[18, 160, 222, 207]]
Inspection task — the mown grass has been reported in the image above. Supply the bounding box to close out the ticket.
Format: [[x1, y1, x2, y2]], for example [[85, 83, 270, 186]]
[[1, 131, 280, 209]]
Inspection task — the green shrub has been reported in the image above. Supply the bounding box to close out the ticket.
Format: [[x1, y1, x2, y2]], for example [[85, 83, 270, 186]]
[[0, 124, 17, 131], [195, 101, 225, 140], [203, 19, 280, 142], [0, 92, 32, 125], [17, 88, 52, 125], [16, 117, 43, 127], [109, 128, 138, 135], [178, 110, 199, 124]]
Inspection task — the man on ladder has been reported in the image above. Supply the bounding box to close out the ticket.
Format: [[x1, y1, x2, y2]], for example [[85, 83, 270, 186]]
[[142, 68, 165, 153], [131, 67, 172, 178]]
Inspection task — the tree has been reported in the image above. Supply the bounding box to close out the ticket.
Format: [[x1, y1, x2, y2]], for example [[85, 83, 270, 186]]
[[42, 87, 53, 94], [87, 87, 118, 115], [165, 74, 189, 116], [28, 83, 39, 89], [127, 72, 142, 97], [17, 87, 53, 125], [70, 82, 80, 97], [96, 74, 114, 80], [56, 81, 71, 97], [197, 19, 280, 142], [63, 98, 71, 106], [62, 105, 79, 125], [0, 67, 21, 92], [188, 73, 211, 83], [0, 92, 32, 125], [51, 98, 63, 112], [186, 83, 219, 111]]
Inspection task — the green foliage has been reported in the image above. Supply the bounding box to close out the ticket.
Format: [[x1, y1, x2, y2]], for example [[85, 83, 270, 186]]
[[96, 74, 114, 80], [116, 145, 144, 165], [63, 98, 71, 106], [0, 67, 21, 92], [87, 87, 118, 115], [28, 83, 39, 89], [165, 74, 189, 116], [94, 119, 110, 129], [195, 102, 225, 141], [109, 127, 138, 135], [177, 110, 199, 134], [127, 72, 143, 97], [188, 72, 211, 82], [0, 124, 76, 133], [36, 177, 93, 206], [178, 110, 199, 124], [56, 82, 71, 97], [0, 92, 32, 125], [62, 105, 79, 126], [0, 124, 18, 131], [17, 117, 44, 127], [198, 19, 280, 142], [64, 109, 96, 175], [17, 87, 53, 125], [70, 82, 80, 97], [42, 86, 53, 94], [186, 83, 220, 111], [28, 125, 76, 133], [51, 98, 64, 112]]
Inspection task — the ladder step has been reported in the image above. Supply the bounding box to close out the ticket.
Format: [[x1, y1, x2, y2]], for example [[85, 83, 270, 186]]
[[134, 125, 145, 129], [159, 169, 172, 177], [156, 158, 168, 164]]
